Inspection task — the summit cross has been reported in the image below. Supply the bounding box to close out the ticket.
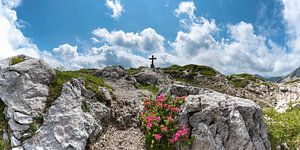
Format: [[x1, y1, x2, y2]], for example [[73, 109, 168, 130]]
[[149, 55, 157, 68]]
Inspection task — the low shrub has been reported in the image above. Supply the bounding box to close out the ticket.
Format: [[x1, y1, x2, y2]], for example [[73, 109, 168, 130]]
[[139, 95, 193, 149]]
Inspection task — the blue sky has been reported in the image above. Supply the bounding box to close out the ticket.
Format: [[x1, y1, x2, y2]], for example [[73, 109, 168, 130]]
[[16, 0, 285, 50], [1, 0, 300, 76]]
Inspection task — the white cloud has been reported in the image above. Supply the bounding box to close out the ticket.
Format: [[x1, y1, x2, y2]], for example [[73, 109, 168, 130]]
[[53, 44, 79, 61], [0, 0, 40, 59], [171, 18, 297, 76], [281, 0, 300, 52], [105, 0, 123, 19], [175, 1, 196, 20], [92, 27, 165, 52]]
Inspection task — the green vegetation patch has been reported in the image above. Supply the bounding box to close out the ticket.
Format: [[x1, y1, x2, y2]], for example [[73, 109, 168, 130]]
[[163, 64, 217, 77], [286, 79, 300, 84], [127, 67, 146, 75], [10, 56, 25, 65], [47, 69, 112, 110], [0, 100, 10, 150], [135, 83, 159, 95], [264, 107, 300, 149], [81, 100, 90, 113], [228, 73, 266, 88]]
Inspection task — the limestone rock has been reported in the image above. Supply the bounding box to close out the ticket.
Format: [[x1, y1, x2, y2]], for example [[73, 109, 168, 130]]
[[23, 78, 111, 150], [275, 82, 300, 112], [179, 91, 271, 150], [0, 55, 55, 147], [94, 66, 127, 79], [134, 68, 158, 85]]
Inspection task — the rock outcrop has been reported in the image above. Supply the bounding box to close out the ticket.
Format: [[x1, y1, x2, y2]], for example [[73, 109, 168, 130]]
[[274, 82, 300, 112], [163, 84, 271, 150], [0, 55, 55, 149], [23, 78, 111, 150], [0, 56, 274, 150]]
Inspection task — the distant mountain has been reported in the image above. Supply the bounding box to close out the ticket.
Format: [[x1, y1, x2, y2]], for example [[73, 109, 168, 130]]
[[280, 67, 300, 83], [264, 76, 283, 83]]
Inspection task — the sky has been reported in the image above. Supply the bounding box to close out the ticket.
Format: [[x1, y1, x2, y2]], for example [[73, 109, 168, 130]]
[[0, 0, 300, 77]]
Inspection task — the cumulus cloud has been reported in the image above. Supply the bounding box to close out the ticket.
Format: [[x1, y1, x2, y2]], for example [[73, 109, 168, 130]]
[[281, 0, 300, 52], [105, 0, 123, 19], [171, 17, 297, 76], [92, 27, 165, 52], [175, 1, 196, 20], [53, 44, 79, 61], [51, 44, 149, 70], [0, 0, 40, 59]]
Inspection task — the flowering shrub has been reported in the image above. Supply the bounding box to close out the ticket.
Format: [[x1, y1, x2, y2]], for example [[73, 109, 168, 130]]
[[140, 95, 193, 149]]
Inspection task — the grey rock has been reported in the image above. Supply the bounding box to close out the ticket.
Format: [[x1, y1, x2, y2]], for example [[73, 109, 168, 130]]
[[134, 68, 158, 85], [11, 135, 21, 147], [178, 89, 271, 150], [95, 66, 127, 79], [14, 112, 33, 125], [12, 147, 24, 150], [23, 78, 110, 150], [0, 56, 55, 146]]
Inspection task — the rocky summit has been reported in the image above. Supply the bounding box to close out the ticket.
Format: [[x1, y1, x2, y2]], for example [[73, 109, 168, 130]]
[[0, 55, 300, 150]]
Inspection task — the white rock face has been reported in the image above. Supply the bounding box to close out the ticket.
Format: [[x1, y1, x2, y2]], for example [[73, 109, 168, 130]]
[[160, 84, 271, 150], [0, 55, 55, 148], [274, 83, 300, 112], [23, 78, 111, 150]]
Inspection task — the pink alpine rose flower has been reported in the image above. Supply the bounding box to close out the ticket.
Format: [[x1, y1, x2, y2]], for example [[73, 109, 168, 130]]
[[155, 134, 162, 140]]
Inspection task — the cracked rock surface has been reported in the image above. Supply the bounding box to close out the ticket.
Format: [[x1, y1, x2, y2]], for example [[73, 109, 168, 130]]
[[176, 85, 271, 150]]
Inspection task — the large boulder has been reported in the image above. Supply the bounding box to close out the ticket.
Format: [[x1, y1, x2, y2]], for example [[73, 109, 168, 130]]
[[0, 55, 55, 148], [134, 68, 159, 85], [179, 90, 271, 150], [94, 66, 127, 79], [23, 78, 111, 150]]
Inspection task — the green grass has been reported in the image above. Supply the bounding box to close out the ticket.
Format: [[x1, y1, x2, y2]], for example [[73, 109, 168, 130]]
[[264, 107, 300, 149], [10, 56, 25, 65], [286, 79, 300, 84], [127, 67, 146, 75], [81, 100, 90, 113], [47, 70, 112, 111], [27, 123, 41, 135], [0, 100, 9, 150], [228, 73, 266, 88], [163, 64, 217, 77], [135, 83, 159, 95]]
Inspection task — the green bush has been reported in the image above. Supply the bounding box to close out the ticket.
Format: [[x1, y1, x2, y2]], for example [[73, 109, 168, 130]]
[[140, 95, 194, 149], [10, 56, 25, 65], [264, 107, 300, 149]]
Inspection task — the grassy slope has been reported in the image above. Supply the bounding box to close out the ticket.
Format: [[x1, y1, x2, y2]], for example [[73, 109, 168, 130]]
[[264, 107, 300, 149]]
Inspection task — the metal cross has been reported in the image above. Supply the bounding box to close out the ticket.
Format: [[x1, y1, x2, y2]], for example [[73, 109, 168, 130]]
[[149, 55, 157, 68]]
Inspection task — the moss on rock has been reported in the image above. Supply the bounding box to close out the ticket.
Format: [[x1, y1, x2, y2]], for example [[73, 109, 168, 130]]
[[47, 69, 112, 111], [10, 56, 25, 65]]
